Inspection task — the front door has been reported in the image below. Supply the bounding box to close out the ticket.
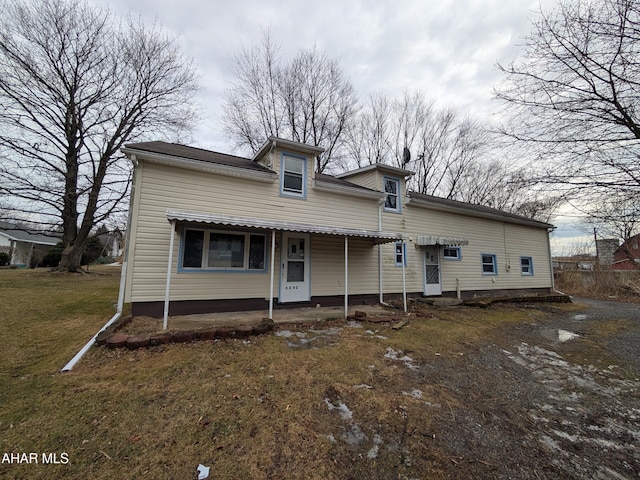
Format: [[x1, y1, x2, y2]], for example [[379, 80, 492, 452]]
[[279, 233, 310, 303], [424, 246, 442, 296]]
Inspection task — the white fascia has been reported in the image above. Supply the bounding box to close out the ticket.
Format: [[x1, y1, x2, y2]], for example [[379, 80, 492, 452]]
[[122, 148, 277, 183]]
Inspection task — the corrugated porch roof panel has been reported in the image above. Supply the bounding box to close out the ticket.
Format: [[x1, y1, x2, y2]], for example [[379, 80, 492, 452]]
[[416, 235, 469, 246], [166, 210, 403, 244]]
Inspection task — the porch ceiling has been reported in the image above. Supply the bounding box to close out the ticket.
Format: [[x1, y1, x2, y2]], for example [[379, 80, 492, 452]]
[[166, 209, 403, 244], [416, 235, 469, 246]]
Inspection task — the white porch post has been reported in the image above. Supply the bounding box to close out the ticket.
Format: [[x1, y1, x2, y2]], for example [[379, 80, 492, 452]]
[[269, 230, 276, 319], [163, 220, 176, 330], [26, 242, 35, 268], [344, 236, 349, 318], [401, 240, 407, 313], [9, 240, 15, 265]]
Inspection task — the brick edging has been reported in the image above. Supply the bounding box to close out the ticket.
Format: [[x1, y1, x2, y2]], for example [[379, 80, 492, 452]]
[[95, 316, 276, 349]]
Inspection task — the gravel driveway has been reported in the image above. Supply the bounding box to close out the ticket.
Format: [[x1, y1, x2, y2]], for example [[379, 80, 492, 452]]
[[424, 298, 640, 479]]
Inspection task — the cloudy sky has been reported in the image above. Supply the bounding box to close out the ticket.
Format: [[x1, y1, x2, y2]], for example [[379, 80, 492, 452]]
[[88, 0, 554, 151], [87, 0, 589, 251]]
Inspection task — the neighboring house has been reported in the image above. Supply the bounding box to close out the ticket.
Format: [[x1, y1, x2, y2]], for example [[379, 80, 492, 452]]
[[612, 234, 640, 270], [121, 137, 555, 321], [0, 222, 60, 267], [97, 229, 124, 260]]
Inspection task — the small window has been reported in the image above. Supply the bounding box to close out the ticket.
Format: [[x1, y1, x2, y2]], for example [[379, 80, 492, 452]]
[[443, 247, 461, 260], [384, 177, 401, 212], [182, 228, 266, 271], [520, 256, 533, 275], [481, 254, 497, 275], [395, 242, 407, 266], [281, 154, 305, 197]]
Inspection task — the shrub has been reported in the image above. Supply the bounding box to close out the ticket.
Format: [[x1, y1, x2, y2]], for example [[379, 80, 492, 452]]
[[42, 242, 63, 267], [94, 256, 115, 265], [0, 252, 9, 266], [41, 236, 105, 268]]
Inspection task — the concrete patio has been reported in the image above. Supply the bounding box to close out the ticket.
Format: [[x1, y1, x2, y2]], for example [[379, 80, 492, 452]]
[[163, 303, 398, 331]]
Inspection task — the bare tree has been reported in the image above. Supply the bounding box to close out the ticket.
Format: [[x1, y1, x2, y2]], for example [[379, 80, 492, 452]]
[[345, 90, 560, 221], [343, 92, 393, 167], [495, 0, 640, 203], [582, 193, 640, 241], [0, 0, 199, 271], [223, 31, 284, 155], [223, 32, 357, 172]]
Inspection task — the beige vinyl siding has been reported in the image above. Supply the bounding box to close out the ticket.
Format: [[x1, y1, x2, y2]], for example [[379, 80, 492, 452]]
[[310, 236, 379, 296], [339, 170, 381, 191], [125, 146, 552, 305], [402, 205, 552, 295], [126, 157, 382, 303]]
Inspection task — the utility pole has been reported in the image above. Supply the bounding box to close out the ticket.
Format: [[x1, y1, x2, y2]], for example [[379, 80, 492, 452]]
[[593, 227, 599, 270]]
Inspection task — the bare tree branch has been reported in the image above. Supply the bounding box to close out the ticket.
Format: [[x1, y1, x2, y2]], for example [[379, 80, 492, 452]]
[[495, 0, 640, 206], [223, 31, 357, 173], [0, 0, 200, 271]]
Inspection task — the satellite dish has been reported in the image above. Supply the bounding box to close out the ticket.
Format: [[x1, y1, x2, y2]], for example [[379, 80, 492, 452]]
[[402, 147, 411, 166]]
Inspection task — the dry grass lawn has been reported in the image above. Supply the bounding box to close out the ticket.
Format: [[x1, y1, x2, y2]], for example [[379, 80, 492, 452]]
[[1, 267, 573, 479]]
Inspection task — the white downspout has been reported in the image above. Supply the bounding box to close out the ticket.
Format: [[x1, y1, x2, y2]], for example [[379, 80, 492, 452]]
[[269, 230, 276, 319], [163, 219, 177, 330], [61, 311, 122, 373], [61, 155, 138, 372], [401, 239, 407, 313], [378, 200, 384, 303]]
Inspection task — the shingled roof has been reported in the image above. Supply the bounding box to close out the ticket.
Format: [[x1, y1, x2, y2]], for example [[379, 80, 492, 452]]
[[123, 141, 274, 173], [408, 192, 553, 229]]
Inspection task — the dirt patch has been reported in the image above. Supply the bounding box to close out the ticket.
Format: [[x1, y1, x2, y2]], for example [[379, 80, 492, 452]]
[[403, 299, 640, 479], [271, 300, 640, 479]]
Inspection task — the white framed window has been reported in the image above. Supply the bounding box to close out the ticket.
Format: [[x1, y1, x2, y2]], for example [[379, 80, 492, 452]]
[[394, 241, 407, 266], [384, 176, 401, 212], [443, 246, 461, 260], [520, 256, 533, 275], [281, 154, 306, 197], [481, 253, 497, 275], [181, 228, 266, 271]]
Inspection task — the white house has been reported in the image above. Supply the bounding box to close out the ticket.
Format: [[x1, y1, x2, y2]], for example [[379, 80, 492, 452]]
[[0, 222, 59, 267], [120, 137, 555, 322]]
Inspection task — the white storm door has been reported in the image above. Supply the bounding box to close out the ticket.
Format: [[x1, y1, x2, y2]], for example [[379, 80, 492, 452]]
[[279, 233, 310, 303], [424, 246, 442, 296]]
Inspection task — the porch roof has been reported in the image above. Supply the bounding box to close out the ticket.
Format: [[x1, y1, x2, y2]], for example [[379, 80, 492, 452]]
[[416, 235, 469, 246], [166, 209, 404, 244]]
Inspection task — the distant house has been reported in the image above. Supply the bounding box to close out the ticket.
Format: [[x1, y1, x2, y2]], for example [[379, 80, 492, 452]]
[[553, 255, 596, 271], [612, 234, 640, 270], [120, 137, 556, 322], [0, 222, 60, 267], [96, 229, 124, 260]]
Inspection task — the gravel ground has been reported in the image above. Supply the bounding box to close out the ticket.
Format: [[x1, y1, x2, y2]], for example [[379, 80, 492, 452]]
[[423, 298, 640, 479]]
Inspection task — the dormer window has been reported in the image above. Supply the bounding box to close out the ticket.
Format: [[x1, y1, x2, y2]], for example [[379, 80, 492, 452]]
[[281, 154, 306, 198], [384, 176, 401, 212]]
